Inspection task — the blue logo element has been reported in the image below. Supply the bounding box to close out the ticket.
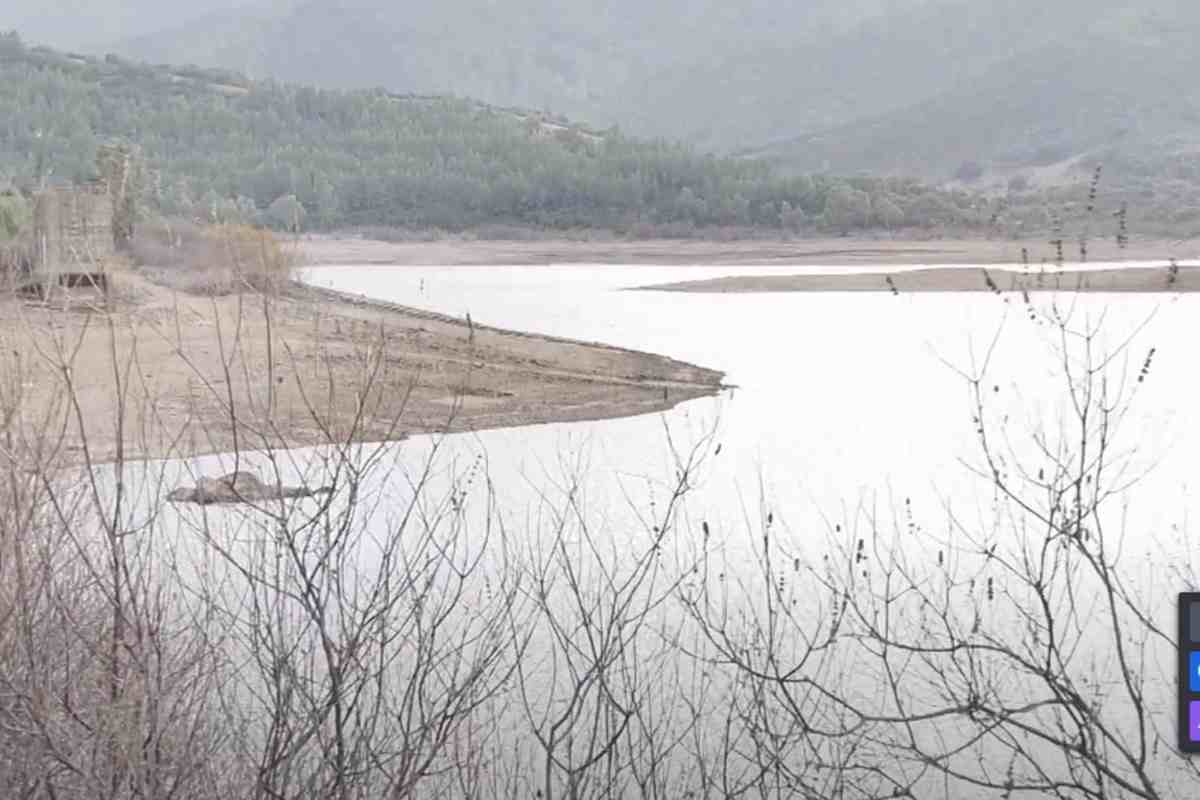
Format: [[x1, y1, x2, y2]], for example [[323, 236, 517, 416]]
[[1191, 702, 1200, 743], [1191, 652, 1200, 693]]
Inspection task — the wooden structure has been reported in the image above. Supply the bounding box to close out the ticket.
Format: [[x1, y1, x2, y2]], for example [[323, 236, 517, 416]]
[[4, 146, 138, 296], [31, 181, 116, 290]]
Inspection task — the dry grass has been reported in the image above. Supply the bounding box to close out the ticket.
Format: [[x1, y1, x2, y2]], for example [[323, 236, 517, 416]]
[[133, 219, 296, 294], [0, 237, 32, 293], [1, 195, 32, 290]]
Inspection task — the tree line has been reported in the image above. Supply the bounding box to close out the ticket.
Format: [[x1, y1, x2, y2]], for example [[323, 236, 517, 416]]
[[0, 31, 1135, 239]]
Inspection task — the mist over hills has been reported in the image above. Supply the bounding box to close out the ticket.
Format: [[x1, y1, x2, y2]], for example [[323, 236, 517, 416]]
[[7, 0, 1200, 192], [3, 0, 274, 50], [10, 34, 1041, 237], [744, 2, 1200, 183], [103, 0, 881, 131]]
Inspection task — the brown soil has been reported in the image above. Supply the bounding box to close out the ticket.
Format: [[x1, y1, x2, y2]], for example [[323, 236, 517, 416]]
[[634, 264, 1200, 293], [1, 271, 724, 464], [302, 235, 1196, 267]]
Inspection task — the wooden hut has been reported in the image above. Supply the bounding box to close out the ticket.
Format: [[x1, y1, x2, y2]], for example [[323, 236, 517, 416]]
[[31, 181, 116, 290]]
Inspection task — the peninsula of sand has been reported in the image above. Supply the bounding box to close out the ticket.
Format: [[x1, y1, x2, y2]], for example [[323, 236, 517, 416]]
[[10, 233, 1196, 465], [1, 265, 723, 464], [303, 234, 1195, 267]]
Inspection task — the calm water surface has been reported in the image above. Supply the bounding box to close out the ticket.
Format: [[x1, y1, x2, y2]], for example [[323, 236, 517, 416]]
[[299, 263, 1200, 569], [137, 262, 1200, 796]]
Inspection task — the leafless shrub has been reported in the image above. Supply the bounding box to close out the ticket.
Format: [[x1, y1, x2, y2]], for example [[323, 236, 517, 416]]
[[0, 288, 236, 800], [1, 237, 33, 292], [4, 231, 1195, 800], [134, 220, 296, 295], [490, 430, 718, 800], [686, 298, 1199, 798]]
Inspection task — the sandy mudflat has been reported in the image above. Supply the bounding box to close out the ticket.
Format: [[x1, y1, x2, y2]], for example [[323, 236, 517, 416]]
[[634, 264, 1200, 293], [302, 235, 1196, 267], [11, 234, 1192, 464], [1, 271, 724, 463]]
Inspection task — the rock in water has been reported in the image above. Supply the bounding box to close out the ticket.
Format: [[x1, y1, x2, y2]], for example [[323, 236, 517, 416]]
[[168, 471, 332, 505]]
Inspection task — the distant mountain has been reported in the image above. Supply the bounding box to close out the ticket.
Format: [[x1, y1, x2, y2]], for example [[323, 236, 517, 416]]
[[743, 7, 1200, 187], [3, 34, 1004, 237], [101, 0, 895, 144], [11, 0, 1200, 193]]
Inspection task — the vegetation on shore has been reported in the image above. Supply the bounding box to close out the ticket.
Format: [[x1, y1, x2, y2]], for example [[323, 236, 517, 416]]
[[0, 248, 1194, 797], [0, 32, 1149, 242]]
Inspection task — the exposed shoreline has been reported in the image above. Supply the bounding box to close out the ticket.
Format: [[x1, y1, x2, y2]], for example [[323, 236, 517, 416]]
[[302, 235, 1197, 267], [634, 264, 1200, 294], [15, 234, 1196, 466], [3, 271, 725, 464]]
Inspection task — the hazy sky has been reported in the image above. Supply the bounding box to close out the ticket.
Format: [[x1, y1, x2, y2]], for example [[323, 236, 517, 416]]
[[6, 0, 890, 51], [5, 0, 283, 48]]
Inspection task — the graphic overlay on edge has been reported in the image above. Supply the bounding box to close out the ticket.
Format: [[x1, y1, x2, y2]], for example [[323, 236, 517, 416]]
[[1179, 593, 1200, 753]]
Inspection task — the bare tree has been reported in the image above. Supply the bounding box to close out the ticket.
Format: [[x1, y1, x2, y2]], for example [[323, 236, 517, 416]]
[[691, 297, 1199, 798], [16, 222, 1198, 800], [1, 272, 235, 800]]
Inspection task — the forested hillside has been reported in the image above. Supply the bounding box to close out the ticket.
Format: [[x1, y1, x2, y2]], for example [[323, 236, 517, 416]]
[[2, 33, 1065, 236], [11, 0, 891, 149], [102, 0, 885, 145], [62, 0, 1199, 195]]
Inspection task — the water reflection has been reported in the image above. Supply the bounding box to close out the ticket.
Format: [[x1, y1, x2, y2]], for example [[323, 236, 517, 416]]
[[56, 264, 1200, 797], [283, 264, 1200, 794], [301, 264, 1198, 553]]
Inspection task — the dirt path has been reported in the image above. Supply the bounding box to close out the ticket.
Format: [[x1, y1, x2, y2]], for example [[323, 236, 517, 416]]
[[0, 272, 724, 464]]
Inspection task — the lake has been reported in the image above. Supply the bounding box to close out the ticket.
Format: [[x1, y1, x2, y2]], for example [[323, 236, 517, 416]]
[[299, 263, 1199, 561], [143, 261, 1200, 797]]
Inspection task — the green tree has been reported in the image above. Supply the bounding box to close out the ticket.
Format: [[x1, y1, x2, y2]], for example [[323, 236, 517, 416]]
[[0, 193, 30, 240], [234, 195, 260, 225], [0, 40, 1024, 237], [267, 194, 306, 232], [674, 186, 708, 223], [198, 189, 224, 223], [873, 195, 905, 229], [825, 184, 872, 232], [778, 200, 807, 231]]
